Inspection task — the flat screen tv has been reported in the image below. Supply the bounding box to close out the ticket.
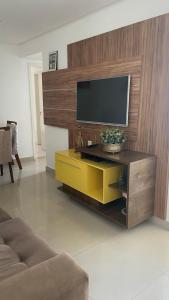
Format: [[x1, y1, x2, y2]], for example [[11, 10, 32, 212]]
[[76, 75, 130, 127]]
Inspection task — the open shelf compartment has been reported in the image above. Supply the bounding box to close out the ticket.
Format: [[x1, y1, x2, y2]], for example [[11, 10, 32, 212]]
[[85, 165, 103, 202]]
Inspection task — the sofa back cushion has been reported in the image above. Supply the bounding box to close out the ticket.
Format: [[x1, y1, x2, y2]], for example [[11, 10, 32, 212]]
[[0, 244, 27, 281], [0, 218, 56, 267]]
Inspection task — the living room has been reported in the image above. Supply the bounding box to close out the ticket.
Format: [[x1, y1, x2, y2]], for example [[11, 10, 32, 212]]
[[0, 0, 169, 299]]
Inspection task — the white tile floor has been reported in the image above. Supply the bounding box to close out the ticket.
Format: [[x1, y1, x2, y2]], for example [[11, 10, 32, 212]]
[[0, 158, 169, 300]]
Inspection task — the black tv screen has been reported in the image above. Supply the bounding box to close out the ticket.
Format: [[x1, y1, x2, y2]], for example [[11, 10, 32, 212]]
[[76, 75, 130, 126]]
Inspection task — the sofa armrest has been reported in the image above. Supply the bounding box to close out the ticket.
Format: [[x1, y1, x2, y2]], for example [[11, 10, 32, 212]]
[[0, 208, 11, 223], [0, 253, 89, 300]]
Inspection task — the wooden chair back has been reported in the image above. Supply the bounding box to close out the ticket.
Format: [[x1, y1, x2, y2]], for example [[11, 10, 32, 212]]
[[0, 128, 12, 164], [7, 120, 17, 125]]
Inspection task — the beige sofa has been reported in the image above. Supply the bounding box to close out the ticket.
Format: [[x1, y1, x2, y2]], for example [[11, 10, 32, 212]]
[[0, 208, 89, 300]]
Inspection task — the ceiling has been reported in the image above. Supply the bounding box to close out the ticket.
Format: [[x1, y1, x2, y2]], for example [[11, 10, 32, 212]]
[[0, 0, 120, 45]]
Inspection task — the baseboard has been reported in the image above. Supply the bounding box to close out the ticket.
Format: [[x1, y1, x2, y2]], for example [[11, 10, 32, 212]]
[[46, 166, 55, 175], [20, 156, 34, 162], [151, 216, 169, 230], [12, 156, 34, 163]]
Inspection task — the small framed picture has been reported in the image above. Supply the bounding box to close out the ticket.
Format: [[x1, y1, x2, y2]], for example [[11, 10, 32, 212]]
[[49, 51, 58, 71]]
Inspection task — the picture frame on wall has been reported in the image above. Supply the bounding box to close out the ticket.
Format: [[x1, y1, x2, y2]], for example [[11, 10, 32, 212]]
[[49, 51, 58, 70]]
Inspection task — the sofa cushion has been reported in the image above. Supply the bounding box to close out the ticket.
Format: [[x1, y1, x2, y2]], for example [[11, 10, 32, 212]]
[[0, 244, 19, 268], [0, 244, 27, 281], [0, 218, 56, 267]]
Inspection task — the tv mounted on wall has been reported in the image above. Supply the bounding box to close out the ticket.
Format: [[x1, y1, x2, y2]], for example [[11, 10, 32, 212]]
[[76, 75, 130, 127]]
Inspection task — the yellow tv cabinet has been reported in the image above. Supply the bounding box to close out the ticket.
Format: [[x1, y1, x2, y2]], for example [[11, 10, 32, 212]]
[[55, 149, 123, 204], [55, 146, 156, 228]]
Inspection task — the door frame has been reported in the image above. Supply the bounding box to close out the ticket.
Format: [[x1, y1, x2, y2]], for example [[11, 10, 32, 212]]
[[28, 62, 43, 159]]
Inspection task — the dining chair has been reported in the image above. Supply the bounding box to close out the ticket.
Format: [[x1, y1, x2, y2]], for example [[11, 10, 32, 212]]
[[0, 127, 14, 183], [6, 120, 22, 170]]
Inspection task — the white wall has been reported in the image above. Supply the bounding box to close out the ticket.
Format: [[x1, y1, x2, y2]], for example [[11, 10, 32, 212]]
[[0, 44, 33, 158], [45, 126, 68, 168]]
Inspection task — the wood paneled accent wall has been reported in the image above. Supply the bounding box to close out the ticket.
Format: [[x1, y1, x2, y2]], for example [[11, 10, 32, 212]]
[[43, 57, 141, 145], [43, 13, 169, 220], [67, 14, 169, 220]]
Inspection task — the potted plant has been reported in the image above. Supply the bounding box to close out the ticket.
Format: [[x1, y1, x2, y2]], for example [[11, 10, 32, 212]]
[[100, 128, 126, 153]]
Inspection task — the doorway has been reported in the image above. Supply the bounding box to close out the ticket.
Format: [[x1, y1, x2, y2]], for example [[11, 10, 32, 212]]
[[27, 53, 46, 159]]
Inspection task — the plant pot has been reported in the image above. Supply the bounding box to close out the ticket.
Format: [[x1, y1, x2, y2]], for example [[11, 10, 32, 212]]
[[102, 143, 123, 153]]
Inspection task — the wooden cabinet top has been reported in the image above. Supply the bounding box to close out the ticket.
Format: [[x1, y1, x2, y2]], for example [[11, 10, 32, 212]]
[[78, 145, 155, 165]]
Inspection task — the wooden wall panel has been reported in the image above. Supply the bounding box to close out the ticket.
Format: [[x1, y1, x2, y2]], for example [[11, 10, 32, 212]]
[[44, 109, 76, 127], [43, 57, 142, 145], [43, 90, 76, 110], [67, 13, 169, 219], [67, 23, 143, 68]]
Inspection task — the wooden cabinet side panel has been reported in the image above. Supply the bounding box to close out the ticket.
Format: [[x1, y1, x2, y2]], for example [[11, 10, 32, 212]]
[[127, 157, 156, 228]]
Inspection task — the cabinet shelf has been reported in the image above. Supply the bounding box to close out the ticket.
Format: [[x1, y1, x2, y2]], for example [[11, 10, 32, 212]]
[[109, 182, 127, 193], [59, 185, 127, 227]]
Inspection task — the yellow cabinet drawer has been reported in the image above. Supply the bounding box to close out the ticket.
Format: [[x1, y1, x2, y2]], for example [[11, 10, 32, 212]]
[[56, 154, 83, 192], [55, 150, 123, 205]]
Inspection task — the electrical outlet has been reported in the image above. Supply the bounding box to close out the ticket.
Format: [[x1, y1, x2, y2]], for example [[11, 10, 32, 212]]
[[88, 140, 92, 146]]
